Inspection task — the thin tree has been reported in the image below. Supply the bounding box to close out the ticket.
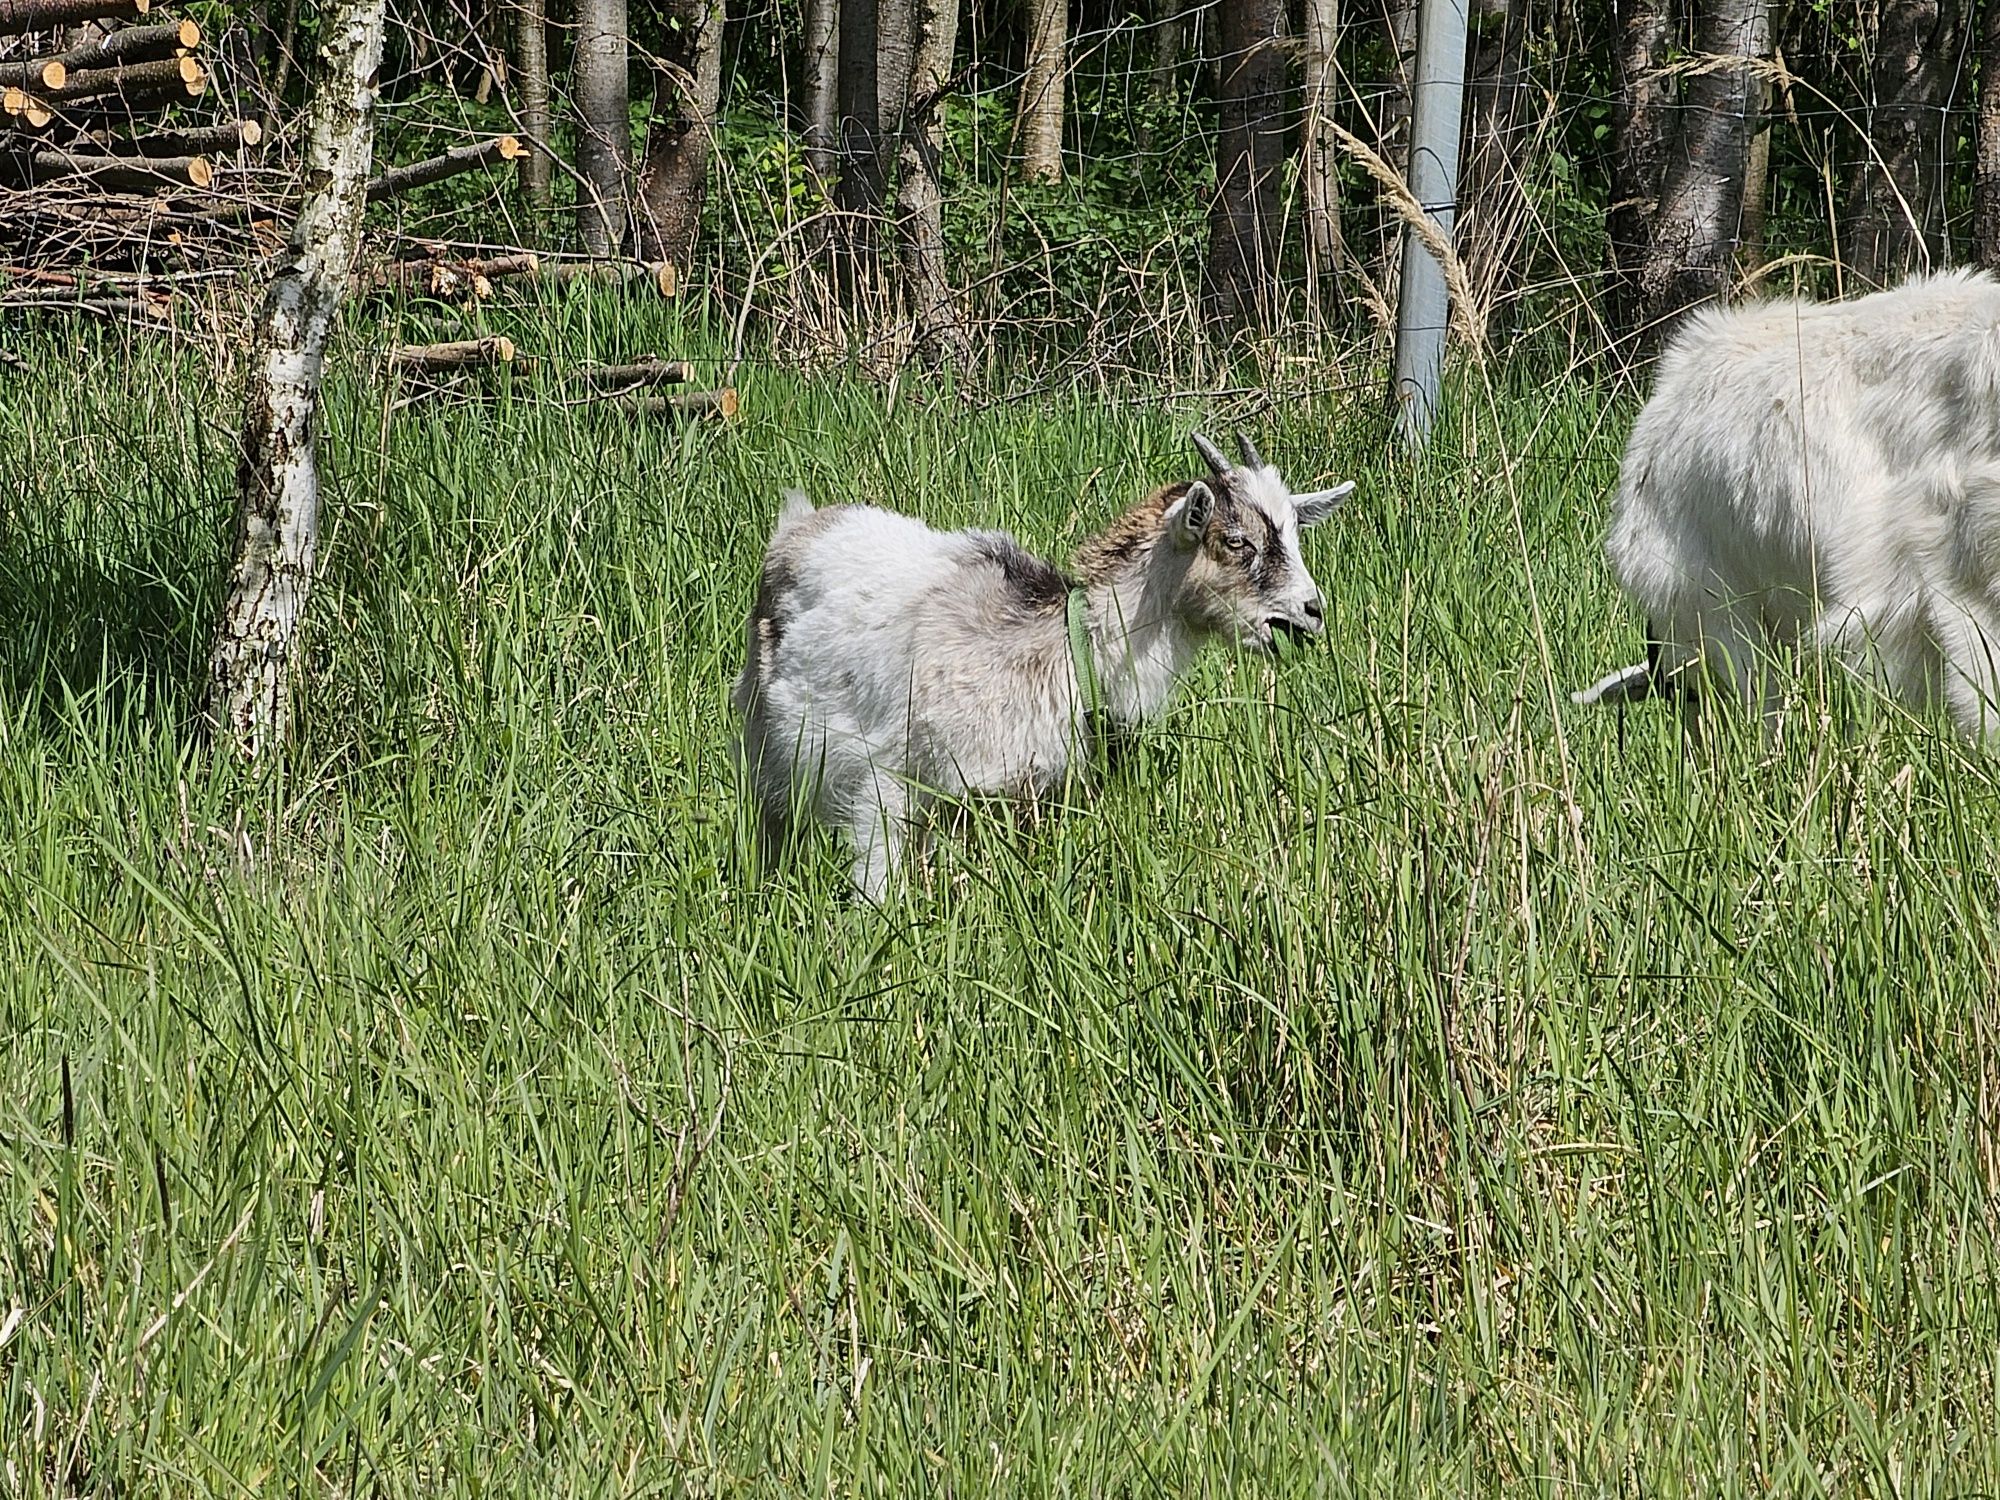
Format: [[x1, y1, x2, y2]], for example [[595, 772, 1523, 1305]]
[[1205, 0, 1287, 327], [1843, 0, 1968, 285], [834, 0, 885, 265], [1638, 0, 1772, 335], [1019, 0, 1066, 182], [517, 0, 552, 207], [207, 0, 387, 759], [1458, 0, 1532, 333], [574, 0, 630, 255], [632, 0, 725, 271], [1607, 0, 1680, 338], [1302, 0, 1345, 289], [893, 0, 967, 363], [803, 0, 839, 187], [1979, 0, 2000, 265]]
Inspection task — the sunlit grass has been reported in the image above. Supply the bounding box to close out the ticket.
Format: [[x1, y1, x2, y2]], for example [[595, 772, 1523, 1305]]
[[2, 301, 1999, 1494]]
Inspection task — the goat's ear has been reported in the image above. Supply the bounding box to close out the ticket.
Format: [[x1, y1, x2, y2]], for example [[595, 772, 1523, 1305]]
[[1294, 480, 1355, 529], [1169, 481, 1214, 547]]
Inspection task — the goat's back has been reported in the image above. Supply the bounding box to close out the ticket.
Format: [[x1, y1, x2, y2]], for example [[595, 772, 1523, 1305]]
[[1607, 270, 2000, 631]]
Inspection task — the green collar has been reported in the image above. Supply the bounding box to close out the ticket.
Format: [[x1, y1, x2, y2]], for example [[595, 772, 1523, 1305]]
[[1066, 586, 1104, 731]]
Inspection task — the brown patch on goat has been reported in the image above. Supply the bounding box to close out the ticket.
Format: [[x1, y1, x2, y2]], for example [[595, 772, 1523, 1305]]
[[1073, 482, 1188, 582]]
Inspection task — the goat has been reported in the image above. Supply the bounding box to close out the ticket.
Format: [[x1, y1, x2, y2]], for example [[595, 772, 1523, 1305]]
[[732, 433, 1355, 898], [1577, 269, 2000, 741]]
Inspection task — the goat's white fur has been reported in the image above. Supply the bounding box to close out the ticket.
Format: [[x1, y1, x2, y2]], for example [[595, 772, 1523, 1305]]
[[1584, 269, 2000, 738], [734, 444, 1352, 897]]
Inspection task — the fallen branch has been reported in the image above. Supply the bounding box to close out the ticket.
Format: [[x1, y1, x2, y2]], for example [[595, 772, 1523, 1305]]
[[365, 136, 523, 202], [121, 118, 262, 157], [0, 292, 171, 320], [618, 387, 736, 418], [49, 54, 205, 104], [535, 257, 676, 298], [581, 357, 693, 388], [387, 335, 516, 371], [0, 57, 64, 92], [56, 17, 198, 70], [0, 0, 149, 35], [363, 250, 537, 298], [22, 147, 213, 191]]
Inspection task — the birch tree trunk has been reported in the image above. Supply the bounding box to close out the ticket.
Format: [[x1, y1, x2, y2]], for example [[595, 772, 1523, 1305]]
[[1638, 0, 1771, 335], [1204, 0, 1287, 328], [1019, 0, 1066, 182], [631, 0, 724, 271], [206, 0, 385, 760], [516, 0, 551, 206], [1302, 0, 1345, 286], [1372, 0, 1420, 307], [1607, 0, 1679, 339], [573, 0, 629, 255], [1842, 0, 1967, 285], [1978, 0, 2000, 266], [893, 0, 966, 364], [802, 0, 839, 187]]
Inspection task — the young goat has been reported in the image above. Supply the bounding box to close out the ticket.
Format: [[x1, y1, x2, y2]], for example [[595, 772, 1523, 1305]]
[[733, 433, 1355, 897], [1577, 269, 2000, 740]]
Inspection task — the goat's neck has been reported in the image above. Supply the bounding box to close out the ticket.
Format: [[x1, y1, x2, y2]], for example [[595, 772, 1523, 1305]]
[[1080, 543, 1201, 726]]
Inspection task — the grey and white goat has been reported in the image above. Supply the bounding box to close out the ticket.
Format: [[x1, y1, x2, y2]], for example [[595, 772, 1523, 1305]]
[[732, 433, 1355, 897]]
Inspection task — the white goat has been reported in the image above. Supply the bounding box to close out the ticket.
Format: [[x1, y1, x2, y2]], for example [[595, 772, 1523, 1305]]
[[1578, 269, 2000, 739], [732, 433, 1355, 897]]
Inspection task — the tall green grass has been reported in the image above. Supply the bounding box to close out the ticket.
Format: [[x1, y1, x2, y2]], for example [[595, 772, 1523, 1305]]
[[3, 302, 1999, 1495]]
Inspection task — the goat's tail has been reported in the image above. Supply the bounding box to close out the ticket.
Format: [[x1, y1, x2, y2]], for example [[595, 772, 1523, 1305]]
[[775, 488, 816, 533]]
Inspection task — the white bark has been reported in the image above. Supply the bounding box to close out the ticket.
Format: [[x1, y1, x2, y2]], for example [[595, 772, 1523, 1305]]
[[574, 0, 630, 255], [206, 0, 386, 759]]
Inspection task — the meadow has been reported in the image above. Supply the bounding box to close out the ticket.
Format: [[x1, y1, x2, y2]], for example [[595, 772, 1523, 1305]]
[[4, 294, 2000, 1496]]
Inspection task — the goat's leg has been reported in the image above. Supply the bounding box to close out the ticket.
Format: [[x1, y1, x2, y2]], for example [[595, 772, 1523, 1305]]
[[1930, 592, 2000, 743], [844, 771, 910, 902]]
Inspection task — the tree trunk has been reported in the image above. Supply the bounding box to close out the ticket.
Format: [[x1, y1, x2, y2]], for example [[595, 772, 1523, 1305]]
[[1205, 0, 1287, 328], [1739, 82, 1772, 276], [1607, 0, 1679, 339], [893, 0, 966, 364], [1019, 0, 1065, 181], [517, 0, 551, 207], [1148, 0, 1183, 105], [1458, 0, 1530, 332], [573, 0, 629, 255], [1978, 0, 2000, 266], [1371, 0, 1421, 305], [802, 0, 839, 187], [632, 0, 724, 271], [207, 0, 386, 760], [1842, 0, 1967, 286], [1637, 0, 1770, 336], [1302, 0, 1344, 286], [834, 0, 885, 264]]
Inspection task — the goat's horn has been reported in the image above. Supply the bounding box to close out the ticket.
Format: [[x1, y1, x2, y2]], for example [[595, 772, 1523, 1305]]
[[1191, 432, 1231, 476], [1237, 433, 1266, 470]]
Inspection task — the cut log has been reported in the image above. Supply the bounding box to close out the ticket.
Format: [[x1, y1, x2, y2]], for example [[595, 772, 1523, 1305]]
[[0, 292, 171, 320], [535, 257, 676, 297], [0, 0, 149, 36], [618, 387, 736, 418], [22, 147, 212, 191], [57, 17, 198, 70], [51, 54, 205, 103], [0, 57, 65, 92], [121, 119, 262, 158], [1, 86, 54, 127], [581, 357, 693, 387], [388, 336, 516, 371], [365, 136, 524, 202]]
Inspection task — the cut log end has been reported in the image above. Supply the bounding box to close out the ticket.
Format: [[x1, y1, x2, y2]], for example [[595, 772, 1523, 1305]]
[[621, 387, 737, 419], [241, 119, 263, 148]]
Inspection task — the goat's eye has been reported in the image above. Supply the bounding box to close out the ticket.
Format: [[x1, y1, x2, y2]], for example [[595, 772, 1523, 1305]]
[[1225, 534, 1253, 554]]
